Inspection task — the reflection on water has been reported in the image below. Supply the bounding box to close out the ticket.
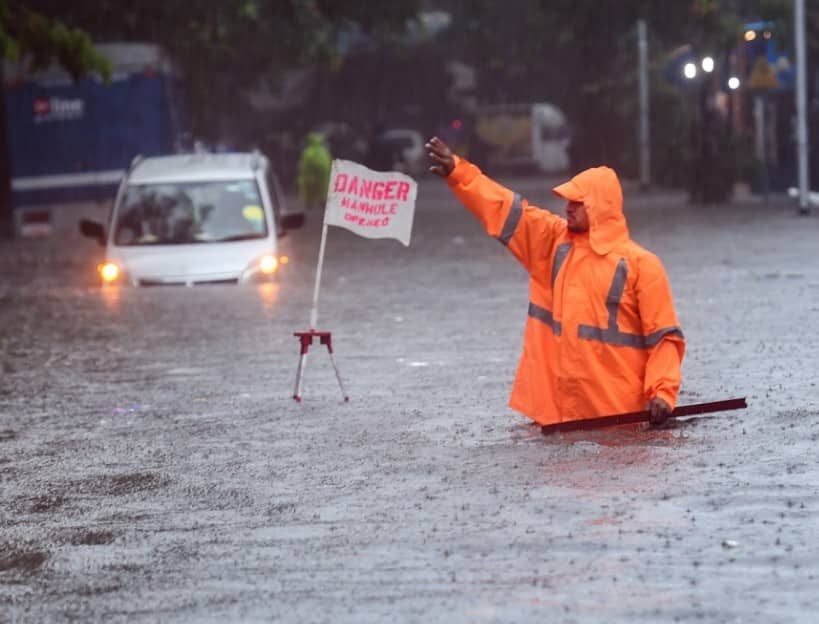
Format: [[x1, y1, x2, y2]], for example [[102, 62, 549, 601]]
[[256, 282, 280, 312], [543, 423, 685, 448], [99, 285, 121, 313], [510, 421, 691, 492], [513, 421, 688, 448]]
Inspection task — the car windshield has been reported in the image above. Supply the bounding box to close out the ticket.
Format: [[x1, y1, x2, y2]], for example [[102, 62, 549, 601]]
[[113, 180, 268, 246]]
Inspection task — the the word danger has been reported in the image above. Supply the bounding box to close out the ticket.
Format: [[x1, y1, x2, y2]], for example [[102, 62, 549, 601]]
[[333, 175, 411, 202]]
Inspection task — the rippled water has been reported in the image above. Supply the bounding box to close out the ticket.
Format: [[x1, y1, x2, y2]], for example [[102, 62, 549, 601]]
[[1, 186, 818, 622]]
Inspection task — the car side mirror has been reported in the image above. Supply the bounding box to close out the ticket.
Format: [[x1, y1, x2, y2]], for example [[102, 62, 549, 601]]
[[79, 219, 106, 246], [280, 213, 305, 231]]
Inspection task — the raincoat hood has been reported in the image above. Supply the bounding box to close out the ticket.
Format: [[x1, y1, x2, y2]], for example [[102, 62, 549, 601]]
[[306, 132, 326, 147], [552, 166, 629, 255]]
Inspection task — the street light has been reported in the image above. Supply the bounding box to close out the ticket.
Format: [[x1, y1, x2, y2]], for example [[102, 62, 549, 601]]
[[701, 56, 715, 73], [728, 76, 741, 90], [684, 62, 697, 79]]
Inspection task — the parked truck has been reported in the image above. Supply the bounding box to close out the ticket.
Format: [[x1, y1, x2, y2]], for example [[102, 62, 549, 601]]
[[473, 102, 571, 174], [3, 42, 184, 235]]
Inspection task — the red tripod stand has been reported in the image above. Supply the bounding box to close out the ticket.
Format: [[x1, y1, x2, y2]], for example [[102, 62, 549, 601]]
[[292, 330, 349, 402]]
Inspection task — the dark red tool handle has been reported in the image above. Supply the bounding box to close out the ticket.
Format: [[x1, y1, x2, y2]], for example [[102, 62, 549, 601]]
[[540, 397, 748, 435]]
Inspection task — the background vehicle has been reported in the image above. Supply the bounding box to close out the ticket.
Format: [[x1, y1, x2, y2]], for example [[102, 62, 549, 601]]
[[3, 42, 184, 235], [79, 151, 303, 286], [474, 102, 571, 173], [313, 121, 369, 163], [377, 129, 426, 177]]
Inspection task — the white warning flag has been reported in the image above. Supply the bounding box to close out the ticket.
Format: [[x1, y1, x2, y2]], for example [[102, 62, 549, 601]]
[[324, 159, 417, 246]]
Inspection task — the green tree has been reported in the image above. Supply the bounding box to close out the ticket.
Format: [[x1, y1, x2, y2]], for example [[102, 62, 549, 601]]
[[0, 1, 110, 80], [24, 0, 421, 145]]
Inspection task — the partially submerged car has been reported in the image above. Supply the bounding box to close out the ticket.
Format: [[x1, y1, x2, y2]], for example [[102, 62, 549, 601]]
[[80, 151, 304, 286]]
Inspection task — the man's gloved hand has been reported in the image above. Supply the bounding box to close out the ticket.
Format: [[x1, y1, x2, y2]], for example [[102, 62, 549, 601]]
[[426, 136, 455, 177], [648, 397, 672, 425]]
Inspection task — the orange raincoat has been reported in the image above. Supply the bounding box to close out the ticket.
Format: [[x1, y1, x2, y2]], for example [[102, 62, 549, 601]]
[[446, 157, 685, 425]]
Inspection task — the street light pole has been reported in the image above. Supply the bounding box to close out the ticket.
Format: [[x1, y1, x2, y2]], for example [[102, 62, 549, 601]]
[[795, 0, 810, 214], [637, 19, 650, 189]]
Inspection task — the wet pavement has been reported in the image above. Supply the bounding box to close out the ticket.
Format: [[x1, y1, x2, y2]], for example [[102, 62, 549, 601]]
[[1, 175, 818, 623]]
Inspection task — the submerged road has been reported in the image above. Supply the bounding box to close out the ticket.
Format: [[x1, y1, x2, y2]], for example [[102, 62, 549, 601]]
[[1, 174, 818, 622]]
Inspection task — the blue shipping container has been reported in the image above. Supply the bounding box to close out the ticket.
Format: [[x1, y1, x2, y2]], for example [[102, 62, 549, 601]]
[[3, 43, 183, 209]]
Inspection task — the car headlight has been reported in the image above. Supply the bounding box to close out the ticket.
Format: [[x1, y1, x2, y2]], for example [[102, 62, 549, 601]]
[[241, 254, 288, 283], [99, 262, 121, 283], [96, 261, 133, 286], [259, 254, 278, 275]]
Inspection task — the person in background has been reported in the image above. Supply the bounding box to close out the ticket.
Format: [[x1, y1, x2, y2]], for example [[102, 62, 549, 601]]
[[297, 132, 332, 210]]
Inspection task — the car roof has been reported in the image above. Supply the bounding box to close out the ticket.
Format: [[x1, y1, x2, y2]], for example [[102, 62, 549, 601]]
[[382, 129, 420, 138], [128, 152, 267, 185]]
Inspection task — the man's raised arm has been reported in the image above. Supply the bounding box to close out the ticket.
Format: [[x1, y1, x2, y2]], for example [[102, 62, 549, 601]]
[[425, 136, 564, 274]]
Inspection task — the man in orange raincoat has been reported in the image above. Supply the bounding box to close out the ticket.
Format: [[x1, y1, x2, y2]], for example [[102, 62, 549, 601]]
[[426, 136, 685, 427]]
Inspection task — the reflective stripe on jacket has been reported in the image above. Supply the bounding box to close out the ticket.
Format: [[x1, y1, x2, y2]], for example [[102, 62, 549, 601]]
[[446, 157, 685, 425]]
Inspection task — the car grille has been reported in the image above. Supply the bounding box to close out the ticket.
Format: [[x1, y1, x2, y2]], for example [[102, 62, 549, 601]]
[[137, 278, 239, 287]]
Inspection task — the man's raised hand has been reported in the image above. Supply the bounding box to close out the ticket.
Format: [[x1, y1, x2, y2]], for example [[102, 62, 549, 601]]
[[426, 136, 455, 177]]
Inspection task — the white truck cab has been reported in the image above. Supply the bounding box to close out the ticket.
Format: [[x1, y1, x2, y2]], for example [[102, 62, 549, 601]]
[[474, 102, 570, 173], [80, 152, 303, 286]]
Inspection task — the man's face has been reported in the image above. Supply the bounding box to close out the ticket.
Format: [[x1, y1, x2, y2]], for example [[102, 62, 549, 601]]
[[566, 200, 589, 232]]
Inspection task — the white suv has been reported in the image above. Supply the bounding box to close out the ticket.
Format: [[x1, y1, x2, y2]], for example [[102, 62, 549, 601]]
[[80, 151, 303, 286]]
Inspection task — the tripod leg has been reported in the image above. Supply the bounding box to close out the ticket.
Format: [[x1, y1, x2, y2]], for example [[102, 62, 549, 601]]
[[293, 352, 308, 402], [326, 351, 349, 402]]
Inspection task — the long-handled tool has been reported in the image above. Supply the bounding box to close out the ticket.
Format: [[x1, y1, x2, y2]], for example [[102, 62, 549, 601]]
[[540, 397, 747, 435]]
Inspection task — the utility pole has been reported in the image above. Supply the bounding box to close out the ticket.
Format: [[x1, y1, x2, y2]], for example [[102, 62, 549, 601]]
[[795, 0, 810, 214], [0, 62, 12, 238], [637, 19, 650, 190]]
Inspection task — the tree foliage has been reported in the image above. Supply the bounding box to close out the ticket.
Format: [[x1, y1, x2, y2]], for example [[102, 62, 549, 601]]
[[0, 0, 111, 80], [22, 0, 421, 143], [439, 0, 817, 201]]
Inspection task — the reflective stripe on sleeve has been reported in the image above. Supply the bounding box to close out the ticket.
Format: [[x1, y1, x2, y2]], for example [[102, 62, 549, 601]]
[[528, 302, 562, 336], [496, 193, 522, 246]]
